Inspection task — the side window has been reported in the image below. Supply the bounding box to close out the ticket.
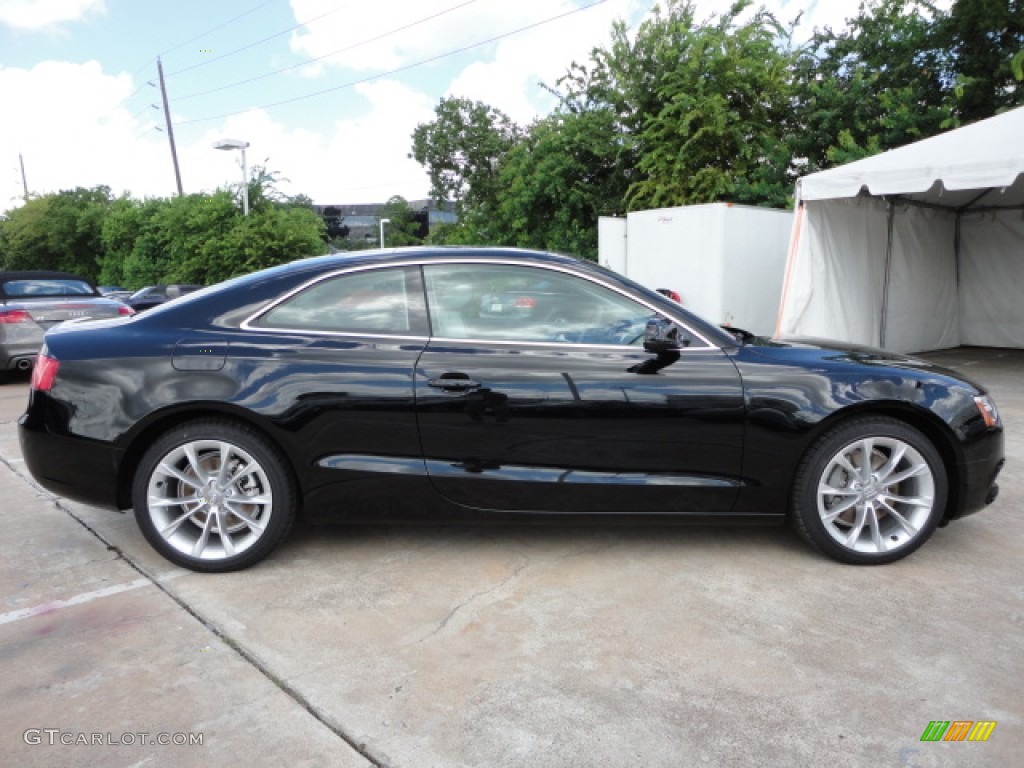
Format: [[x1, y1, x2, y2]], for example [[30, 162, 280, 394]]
[[423, 264, 659, 346], [257, 267, 422, 335]]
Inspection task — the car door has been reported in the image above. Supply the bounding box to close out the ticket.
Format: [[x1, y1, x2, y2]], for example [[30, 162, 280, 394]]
[[239, 264, 431, 512], [415, 261, 746, 514]]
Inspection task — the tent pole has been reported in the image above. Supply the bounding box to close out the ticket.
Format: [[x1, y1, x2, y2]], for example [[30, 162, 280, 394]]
[[775, 182, 805, 339], [879, 198, 896, 348], [954, 212, 961, 289]]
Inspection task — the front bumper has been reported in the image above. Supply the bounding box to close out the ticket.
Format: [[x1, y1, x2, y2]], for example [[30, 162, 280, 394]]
[[948, 427, 1005, 521]]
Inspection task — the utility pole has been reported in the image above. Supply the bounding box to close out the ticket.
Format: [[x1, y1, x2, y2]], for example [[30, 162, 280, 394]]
[[18, 153, 29, 201], [156, 57, 184, 196]]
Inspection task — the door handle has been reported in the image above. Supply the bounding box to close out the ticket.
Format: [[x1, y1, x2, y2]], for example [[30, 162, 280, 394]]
[[428, 374, 482, 391]]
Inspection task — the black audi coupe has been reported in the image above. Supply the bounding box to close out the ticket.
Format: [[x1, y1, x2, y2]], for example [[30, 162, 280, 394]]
[[19, 248, 1004, 571]]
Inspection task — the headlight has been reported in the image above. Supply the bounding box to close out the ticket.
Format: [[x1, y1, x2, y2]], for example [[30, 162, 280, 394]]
[[973, 395, 1001, 428]]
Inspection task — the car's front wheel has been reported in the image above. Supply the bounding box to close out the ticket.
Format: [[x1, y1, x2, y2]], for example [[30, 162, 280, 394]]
[[133, 420, 296, 572], [792, 417, 948, 564]]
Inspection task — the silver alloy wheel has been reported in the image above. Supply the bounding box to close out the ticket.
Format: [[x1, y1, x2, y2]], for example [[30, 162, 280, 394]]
[[816, 436, 935, 555], [146, 438, 274, 561]]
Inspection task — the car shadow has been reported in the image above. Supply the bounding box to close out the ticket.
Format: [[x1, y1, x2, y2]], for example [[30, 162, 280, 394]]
[[278, 514, 807, 563]]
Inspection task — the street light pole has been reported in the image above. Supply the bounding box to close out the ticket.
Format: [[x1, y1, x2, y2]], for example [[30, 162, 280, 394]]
[[379, 218, 391, 248], [213, 139, 250, 215], [240, 145, 248, 216]]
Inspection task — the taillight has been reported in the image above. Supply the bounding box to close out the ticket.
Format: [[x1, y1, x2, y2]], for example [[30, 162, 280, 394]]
[[0, 309, 31, 324], [118, 305, 136, 316], [30, 354, 59, 391], [514, 296, 537, 308]]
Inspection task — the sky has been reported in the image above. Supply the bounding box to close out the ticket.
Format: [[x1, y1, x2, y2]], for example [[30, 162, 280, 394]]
[[0, 0, 926, 210]]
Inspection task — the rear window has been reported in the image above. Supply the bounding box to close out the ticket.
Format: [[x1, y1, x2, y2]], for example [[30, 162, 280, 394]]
[[3, 279, 96, 297]]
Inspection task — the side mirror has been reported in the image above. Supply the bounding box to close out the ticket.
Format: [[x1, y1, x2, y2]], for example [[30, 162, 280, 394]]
[[643, 317, 689, 353]]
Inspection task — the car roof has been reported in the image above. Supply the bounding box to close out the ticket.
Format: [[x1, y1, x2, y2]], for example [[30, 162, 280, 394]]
[[0, 270, 92, 282], [127, 246, 738, 348], [284, 246, 582, 270]]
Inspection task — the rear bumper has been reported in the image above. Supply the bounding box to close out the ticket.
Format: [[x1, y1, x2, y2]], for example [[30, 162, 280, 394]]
[[18, 407, 123, 510], [2, 342, 40, 370]]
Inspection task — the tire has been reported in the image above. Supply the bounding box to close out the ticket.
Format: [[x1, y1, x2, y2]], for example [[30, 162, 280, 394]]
[[791, 416, 948, 565], [133, 420, 297, 572]]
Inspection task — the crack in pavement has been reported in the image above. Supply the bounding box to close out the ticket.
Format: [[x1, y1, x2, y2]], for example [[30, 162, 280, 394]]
[[412, 555, 533, 645], [0, 453, 390, 768]]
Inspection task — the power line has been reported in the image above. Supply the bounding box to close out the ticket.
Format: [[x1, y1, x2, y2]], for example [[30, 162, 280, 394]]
[[135, 124, 165, 141], [96, 75, 155, 125], [175, 0, 608, 126], [159, 0, 277, 59], [125, 102, 161, 123], [166, 1, 353, 78], [96, 1, 275, 124], [174, 0, 480, 102]]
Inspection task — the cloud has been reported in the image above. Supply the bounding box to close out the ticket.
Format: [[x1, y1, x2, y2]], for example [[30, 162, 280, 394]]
[[192, 80, 435, 203], [286, 0, 652, 83], [288, 0, 530, 73], [0, 60, 433, 209], [444, 0, 648, 124], [0, 60, 161, 205], [284, 0, 652, 125], [0, 0, 105, 30]]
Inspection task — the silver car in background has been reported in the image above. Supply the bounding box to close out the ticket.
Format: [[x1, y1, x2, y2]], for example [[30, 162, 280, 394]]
[[0, 271, 134, 380]]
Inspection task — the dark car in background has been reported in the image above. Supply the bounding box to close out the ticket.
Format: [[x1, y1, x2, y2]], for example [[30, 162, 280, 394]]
[[19, 248, 1004, 572], [98, 285, 133, 302], [125, 283, 203, 312], [0, 271, 134, 380]]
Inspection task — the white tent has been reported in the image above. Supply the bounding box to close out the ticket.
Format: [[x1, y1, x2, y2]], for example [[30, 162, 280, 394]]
[[775, 106, 1024, 353]]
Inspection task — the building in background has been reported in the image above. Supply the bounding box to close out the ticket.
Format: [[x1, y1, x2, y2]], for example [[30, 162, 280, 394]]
[[314, 199, 457, 245]]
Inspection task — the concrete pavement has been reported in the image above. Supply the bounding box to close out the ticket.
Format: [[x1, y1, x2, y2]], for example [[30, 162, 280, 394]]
[[1, 348, 1022, 767]]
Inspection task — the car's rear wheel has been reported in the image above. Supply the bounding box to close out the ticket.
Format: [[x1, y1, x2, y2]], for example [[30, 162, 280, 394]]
[[792, 417, 947, 564], [133, 420, 296, 572]]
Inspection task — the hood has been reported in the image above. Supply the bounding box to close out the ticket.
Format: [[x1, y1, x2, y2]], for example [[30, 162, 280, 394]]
[[741, 336, 986, 391]]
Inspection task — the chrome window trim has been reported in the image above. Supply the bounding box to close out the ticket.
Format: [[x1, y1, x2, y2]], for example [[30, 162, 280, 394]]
[[423, 336, 722, 352], [241, 257, 718, 351]]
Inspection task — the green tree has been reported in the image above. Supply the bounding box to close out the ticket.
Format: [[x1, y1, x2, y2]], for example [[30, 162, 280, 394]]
[[0, 186, 112, 280], [944, 0, 1024, 122], [213, 204, 326, 281], [490, 107, 630, 258], [3, 172, 325, 290], [0, 196, 53, 272], [151, 191, 244, 285], [99, 196, 169, 287], [410, 97, 523, 223], [789, 0, 954, 170], [554, 0, 797, 209], [631, 1, 795, 207]]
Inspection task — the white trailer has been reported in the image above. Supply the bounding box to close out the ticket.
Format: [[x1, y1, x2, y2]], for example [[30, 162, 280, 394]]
[[598, 203, 791, 336]]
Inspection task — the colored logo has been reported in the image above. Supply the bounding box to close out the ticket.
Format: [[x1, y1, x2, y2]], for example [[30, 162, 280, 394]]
[[920, 720, 997, 742]]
